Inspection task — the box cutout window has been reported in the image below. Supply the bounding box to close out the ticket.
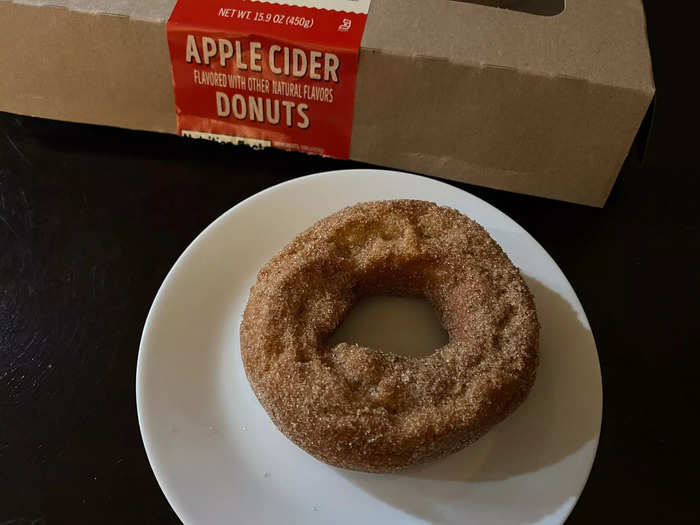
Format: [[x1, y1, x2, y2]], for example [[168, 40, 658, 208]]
[[456, 0, 564, 16]]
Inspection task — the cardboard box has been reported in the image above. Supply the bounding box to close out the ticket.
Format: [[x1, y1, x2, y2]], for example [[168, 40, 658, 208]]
[[0, 0, 654, 206]]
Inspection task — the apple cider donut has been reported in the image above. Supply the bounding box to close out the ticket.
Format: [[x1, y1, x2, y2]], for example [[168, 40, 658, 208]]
[[240, 200, 539, 472]]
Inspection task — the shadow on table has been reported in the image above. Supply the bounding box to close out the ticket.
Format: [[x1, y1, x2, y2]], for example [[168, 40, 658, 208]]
[[337, 277, 602, 524]]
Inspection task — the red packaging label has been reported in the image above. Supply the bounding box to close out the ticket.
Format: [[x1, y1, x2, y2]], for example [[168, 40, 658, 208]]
[[167, 0, 371, 158]]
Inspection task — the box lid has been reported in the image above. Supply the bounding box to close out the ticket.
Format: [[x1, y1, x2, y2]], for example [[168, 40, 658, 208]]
[[362, 0, 654, 92], [7, 0, 176, 21], [8, 0, 654, 93]]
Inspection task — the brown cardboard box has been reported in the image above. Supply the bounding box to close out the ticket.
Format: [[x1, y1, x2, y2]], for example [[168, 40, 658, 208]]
[[0, 0, 654, 206]]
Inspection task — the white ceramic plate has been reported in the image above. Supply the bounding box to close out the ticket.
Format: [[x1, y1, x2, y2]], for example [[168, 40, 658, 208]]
[[137, 169, 602, 525]]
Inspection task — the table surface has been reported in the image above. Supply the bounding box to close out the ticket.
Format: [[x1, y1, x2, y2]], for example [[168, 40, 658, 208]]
[[1, 3, 696, 523]]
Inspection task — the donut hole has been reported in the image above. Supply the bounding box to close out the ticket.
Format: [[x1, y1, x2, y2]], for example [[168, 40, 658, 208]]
[[326, 295, 448, 359]]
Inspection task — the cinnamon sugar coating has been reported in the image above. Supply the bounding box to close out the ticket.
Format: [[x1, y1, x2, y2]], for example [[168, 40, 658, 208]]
[[240, 200, 539, 472]]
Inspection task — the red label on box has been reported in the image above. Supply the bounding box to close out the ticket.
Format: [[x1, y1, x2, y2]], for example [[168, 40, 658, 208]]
[[167, 0, 370, 158]]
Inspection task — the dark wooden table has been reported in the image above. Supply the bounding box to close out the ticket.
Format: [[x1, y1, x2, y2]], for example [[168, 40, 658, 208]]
[[0, 3, 695, 522]]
